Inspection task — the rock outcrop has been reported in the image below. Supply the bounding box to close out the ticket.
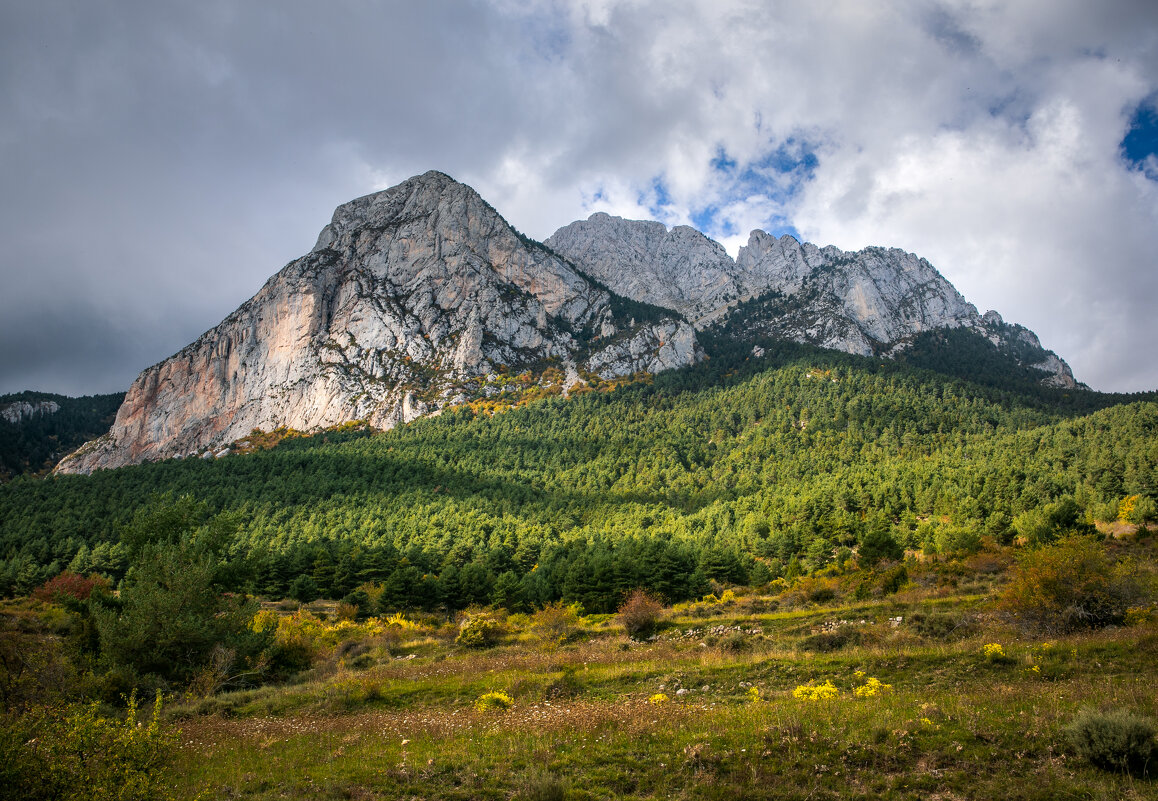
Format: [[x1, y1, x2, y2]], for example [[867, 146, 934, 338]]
[[546, 213, 740, 325], [1, 400, 60, 425], [547, 214, 1079, 388], [57, 172, 700, 474]]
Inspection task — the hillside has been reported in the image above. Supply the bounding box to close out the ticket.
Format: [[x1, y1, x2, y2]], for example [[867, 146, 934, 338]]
[[2, 343, 1153, 602], [3, 339, 1157, 800]]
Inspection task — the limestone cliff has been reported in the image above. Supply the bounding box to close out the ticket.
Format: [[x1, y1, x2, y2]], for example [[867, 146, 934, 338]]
[[57, 172, 699, 473]]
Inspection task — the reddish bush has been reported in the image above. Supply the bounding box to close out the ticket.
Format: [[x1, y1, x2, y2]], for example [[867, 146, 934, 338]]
[[618, 589, 664, 638], [32, 571, 110, 604]]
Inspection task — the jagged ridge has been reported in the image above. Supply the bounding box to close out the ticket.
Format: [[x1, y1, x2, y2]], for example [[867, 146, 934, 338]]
[[547, 215, 1079, 389]]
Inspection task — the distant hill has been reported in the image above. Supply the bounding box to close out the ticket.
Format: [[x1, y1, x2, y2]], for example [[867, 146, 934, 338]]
[[0, 391, 124, 481]]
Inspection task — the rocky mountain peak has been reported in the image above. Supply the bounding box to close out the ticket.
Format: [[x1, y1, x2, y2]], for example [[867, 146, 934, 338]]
[[547, 215, 1079, 389], [56, 173, 700, 474], [56, 172, 1081, 474]]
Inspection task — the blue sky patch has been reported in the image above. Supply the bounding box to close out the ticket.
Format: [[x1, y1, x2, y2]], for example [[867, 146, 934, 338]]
[[687, 141, 816, 240], [1122, 99, 1158, 174]]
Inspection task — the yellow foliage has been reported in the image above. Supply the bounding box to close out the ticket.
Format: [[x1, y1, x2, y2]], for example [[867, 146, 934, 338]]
[[982, 642, 1006, 660], [793, 681, 840, 701], [1119, 495, 1139, 522], [474, 691, 514, 712], [853, 677, 891, 697]]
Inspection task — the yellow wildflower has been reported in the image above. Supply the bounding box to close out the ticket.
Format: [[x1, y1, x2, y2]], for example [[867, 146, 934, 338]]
[[793, 681, 840, 701]]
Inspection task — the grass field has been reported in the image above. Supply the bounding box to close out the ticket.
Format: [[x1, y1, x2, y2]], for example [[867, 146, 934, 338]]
[[160, 551, 1158, 800]]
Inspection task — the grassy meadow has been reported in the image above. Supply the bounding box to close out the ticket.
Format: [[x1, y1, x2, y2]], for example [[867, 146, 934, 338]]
[[151, 541, 1158, 800]]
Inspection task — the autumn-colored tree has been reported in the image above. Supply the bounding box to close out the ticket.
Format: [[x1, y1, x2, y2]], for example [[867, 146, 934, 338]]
[[1000, 537, 1146, 633]]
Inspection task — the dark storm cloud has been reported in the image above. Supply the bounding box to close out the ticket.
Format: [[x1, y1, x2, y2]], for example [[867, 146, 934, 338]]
[[0, 0, 533, 395], [2, 0, 1157, 394]]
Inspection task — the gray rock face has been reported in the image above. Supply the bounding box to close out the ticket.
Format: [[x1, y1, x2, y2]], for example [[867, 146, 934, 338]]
[[732, 232, 980, 356], [548, 214, 1079, 388], [1, 400, 60, 424], [58, 174, 1081, 474], [57, 172, 700, 474], [547, 213, 739, 324]]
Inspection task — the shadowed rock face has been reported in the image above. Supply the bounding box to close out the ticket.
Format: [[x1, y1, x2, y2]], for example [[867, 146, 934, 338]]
[[57, 172, 700, 474], [548, 215, 1078, 389]]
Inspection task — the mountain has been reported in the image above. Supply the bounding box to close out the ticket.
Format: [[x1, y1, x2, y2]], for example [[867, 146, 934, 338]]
[[0, 391, 123, 480], [56, 172, 699, 474], [58, 172, 1080, 474], [547, 215, 1079, 389]]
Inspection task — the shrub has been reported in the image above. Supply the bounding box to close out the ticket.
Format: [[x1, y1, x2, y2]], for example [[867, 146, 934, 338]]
[[792, 681, 840, 701], [0, 691, 176, 801], [907, 610, 973, 640], [719, 631, 752, 652], [456, 611, 504, 648], [618, 589, 664, 638], [1064, 708, 1155, 776], [530, 601, 581, 645], [516, 771, 566, 801], [854, 677, 891, 697], [474, 691, 514, 712], [339, 589, 372, 620], [800, 626, 861, 652], [879, 563, 909, 595], [981, 643, 1012, 663], [1000, 537, 1146, 633], [32, 571, 110, 605]]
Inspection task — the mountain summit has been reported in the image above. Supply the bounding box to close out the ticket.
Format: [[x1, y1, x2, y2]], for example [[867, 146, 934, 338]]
[[56, 172, 698, 473], [58, 172, 1078, 473]]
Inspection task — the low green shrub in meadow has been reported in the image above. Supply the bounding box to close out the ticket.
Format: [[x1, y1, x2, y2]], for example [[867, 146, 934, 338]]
[[1064, 707, 1156, 776], [456, 610, 505, 648]]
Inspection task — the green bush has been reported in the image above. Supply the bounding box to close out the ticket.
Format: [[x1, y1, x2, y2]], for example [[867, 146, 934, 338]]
[[530, 601, 581, 645], [907, 610, 973, 640], [0, 692, 175, 801], [800, 626, 861, 652], [516, 770, 566, 801], [1064, 707, 1155, 776], [455, 611, 504, 648]]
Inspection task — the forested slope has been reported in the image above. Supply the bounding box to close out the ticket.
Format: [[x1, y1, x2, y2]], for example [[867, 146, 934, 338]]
[[1, 343, 1154, 611], [0, 391, 123, 481]]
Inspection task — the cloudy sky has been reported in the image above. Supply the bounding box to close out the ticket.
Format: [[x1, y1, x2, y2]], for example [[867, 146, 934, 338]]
[[2, 0, 1156, 395]]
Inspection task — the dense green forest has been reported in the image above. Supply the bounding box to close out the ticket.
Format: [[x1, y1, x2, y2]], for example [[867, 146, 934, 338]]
[[1, 341, 1154, 613], [0, 391, 123, 482]]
